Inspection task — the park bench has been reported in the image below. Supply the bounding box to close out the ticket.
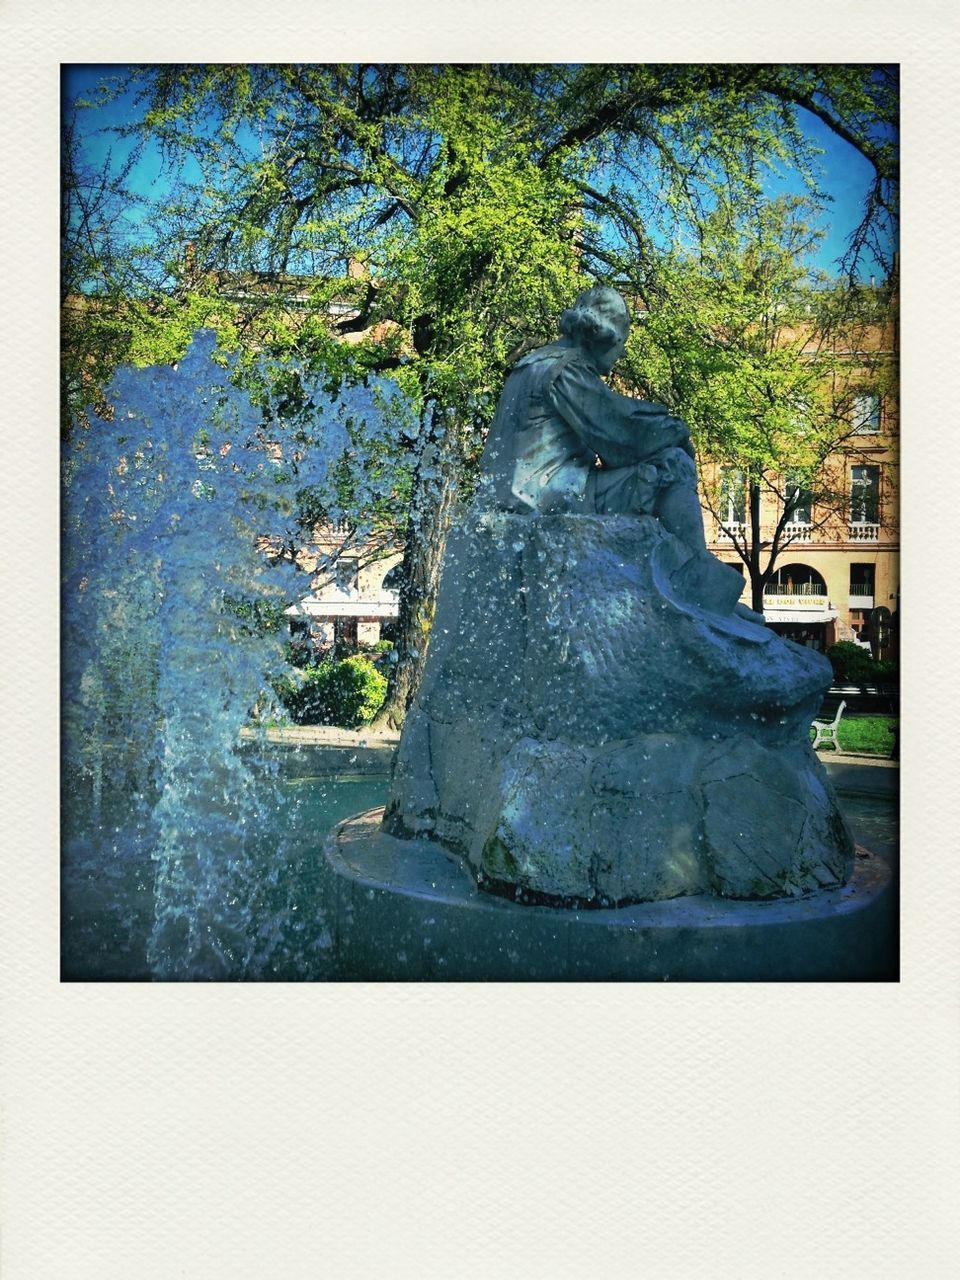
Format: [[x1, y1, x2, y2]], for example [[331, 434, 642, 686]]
[[811, 699, 846, 752]]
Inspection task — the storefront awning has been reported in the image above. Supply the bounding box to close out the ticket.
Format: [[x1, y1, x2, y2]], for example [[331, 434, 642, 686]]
[[762, 605, 837, 624], [761, 593, 836, 625]]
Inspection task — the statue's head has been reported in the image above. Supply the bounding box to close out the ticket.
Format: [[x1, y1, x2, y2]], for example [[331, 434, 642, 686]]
[[559, 285, 630, 374]]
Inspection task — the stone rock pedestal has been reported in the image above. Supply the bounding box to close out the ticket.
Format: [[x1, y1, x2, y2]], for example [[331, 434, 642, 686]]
[[325, 810, 894, 981], [384, 510, 854, 907]]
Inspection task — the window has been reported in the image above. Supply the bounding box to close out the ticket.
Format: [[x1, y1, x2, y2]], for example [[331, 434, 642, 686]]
[[852, 393, 881, 435], [334, 617, 358, 649], [286, 617, 313, 664], [850, 465, 880, 524], [720, 468, 746, 525], [789, 395, 815, 433], [849, 608, 871, 640], [765, 564, 827, 597], [333, 556, 359, 595], [784, 471, 813, 524], [849, 563, 875, 596]]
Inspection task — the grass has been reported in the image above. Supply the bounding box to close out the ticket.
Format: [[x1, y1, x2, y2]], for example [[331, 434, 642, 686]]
[[811, 714, 898, 756]]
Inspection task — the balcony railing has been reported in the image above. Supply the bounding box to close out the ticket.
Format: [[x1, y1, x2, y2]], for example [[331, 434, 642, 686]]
[[848, 523, 880, 542], [764, 583, 827, 598], [783, 521, 813, 543], [717, 521, 746, 542]]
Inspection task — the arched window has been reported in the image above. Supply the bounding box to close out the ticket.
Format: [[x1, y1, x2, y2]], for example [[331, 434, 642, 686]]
[[764, 564, 827, 598], [381, 562, 404, 596]]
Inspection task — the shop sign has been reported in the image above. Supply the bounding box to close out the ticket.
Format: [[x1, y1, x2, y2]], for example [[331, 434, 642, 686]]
[[763, 595, 828, 609]]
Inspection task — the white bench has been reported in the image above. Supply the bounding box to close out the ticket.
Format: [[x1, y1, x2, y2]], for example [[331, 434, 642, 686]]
[[811, 699, 846, 752]]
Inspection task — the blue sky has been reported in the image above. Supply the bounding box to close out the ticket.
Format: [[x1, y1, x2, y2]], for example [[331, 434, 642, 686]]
[[62, 64, 896, 283]]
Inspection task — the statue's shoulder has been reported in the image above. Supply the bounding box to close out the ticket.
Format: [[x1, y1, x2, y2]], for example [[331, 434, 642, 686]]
[[513, 341, 588, 380]]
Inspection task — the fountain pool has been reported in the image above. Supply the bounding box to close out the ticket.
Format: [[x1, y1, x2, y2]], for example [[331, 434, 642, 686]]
[[59, 335, 897, 983], [61, 769, 897, 982]]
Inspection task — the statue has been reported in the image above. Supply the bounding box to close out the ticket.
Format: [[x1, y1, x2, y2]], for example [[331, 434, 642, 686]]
[[383, 286, 853, 907], [482, 286, 701, 526], [481, 284, 764, 626]]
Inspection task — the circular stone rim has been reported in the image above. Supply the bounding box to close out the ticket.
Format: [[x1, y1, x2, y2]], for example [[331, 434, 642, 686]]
[[326, 807, 891, 929]]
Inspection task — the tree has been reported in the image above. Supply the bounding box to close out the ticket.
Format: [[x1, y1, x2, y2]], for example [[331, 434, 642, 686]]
[[622, 196, 898, 612], [64, 64, 898, 721]]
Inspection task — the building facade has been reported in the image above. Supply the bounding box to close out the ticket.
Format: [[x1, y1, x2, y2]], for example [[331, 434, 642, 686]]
[[284, 524, 403, 654], [703, 306, 898, 655]]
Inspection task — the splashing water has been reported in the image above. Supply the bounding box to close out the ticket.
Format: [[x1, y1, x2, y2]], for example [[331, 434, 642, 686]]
[[62, 331, 409, 980]]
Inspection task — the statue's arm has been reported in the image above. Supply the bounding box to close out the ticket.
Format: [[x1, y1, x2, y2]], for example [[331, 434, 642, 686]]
[[631, 398, 697, 460], [547, 363, 692, 466]]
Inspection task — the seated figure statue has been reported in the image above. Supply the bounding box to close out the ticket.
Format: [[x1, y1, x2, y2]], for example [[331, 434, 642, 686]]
[[383, 283, 851, 906], [480, 283, 763, 625]]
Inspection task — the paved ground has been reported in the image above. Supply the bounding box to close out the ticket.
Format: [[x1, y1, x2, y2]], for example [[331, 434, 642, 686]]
[[240, 724, 401, 748], [822, 754, 898, 797], [238, 724, 400, 775], [241, 724, 898, 796]]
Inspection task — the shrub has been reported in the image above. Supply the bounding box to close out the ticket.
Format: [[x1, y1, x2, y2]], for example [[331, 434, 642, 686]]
[[363, 639, 397, 670], [268, 672, 300, 705], [826, 641, 877, 685], [271, 655, 387, 728], [282, 636, 313, 668], [826, 642, 900, 688]]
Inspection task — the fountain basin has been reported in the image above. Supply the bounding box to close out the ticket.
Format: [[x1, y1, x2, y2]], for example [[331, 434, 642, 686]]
[[324, 808, 895, 981]]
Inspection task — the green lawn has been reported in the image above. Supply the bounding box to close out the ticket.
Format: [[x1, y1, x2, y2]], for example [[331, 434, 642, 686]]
[[811, 714, 898, 756]]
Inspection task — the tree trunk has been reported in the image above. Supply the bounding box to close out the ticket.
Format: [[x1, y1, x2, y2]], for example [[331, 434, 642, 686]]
[[747, 479, 768, 614], [371, 404, 463, 730]]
